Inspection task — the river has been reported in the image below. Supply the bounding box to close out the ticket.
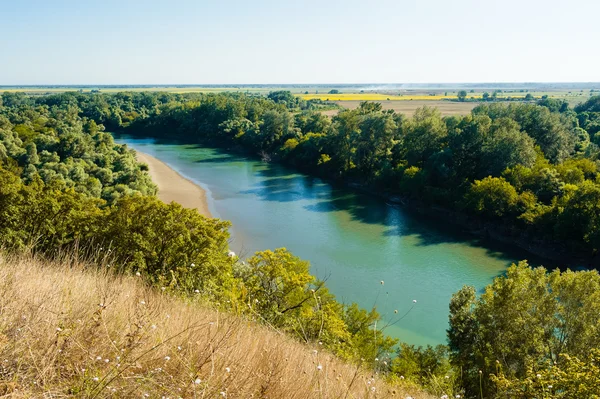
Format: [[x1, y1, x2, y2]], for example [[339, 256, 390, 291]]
[[115, 136, 542, 346]]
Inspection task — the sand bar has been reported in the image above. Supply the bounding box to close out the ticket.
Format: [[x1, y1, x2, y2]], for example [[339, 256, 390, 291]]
[[136, 152, 212, 217]]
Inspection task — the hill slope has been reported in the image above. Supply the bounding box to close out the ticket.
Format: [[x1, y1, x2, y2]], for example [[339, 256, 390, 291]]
[[0, 254, 431, 398]]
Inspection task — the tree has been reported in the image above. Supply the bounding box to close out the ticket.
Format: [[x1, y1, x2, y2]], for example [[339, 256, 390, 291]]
[[482, 117, 536, 176], [448, 262, 600, 397], [494, 349, 600, 398], [401, 106, 447, 166], [457, 90, 468, 102], [354, 112, 397, 176], [446, 114, 491, 180], [97, 196, 233, 297], [465, 176, 519, 217]]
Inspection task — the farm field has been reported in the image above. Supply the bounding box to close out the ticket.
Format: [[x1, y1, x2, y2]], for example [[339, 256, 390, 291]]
[[299, 91, 594, 105], [1, 85, 597, 108], [322, 100, 479, 116]]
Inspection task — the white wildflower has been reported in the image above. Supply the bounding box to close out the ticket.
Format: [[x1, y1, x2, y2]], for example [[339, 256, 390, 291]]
[[317, 364, 323, 371], [165, 356, 171, 361], [194, 378, 201, 384], [225, 367, 231, 373]]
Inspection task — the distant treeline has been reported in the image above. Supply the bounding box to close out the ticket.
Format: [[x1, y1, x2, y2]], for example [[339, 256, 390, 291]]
[[15, 89, 598, 261]]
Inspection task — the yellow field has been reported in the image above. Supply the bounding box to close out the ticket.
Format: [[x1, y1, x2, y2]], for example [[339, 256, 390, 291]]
[[1, 87, 591, 108]]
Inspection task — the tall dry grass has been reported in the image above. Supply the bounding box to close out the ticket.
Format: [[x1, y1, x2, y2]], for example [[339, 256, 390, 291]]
[[0, 253, 431, 398]]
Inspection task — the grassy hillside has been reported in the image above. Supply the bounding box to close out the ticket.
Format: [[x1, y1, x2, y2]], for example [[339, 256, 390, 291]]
[[0, 253, 431, 398]]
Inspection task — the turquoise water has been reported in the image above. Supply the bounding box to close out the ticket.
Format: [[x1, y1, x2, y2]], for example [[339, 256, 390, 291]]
[[116, 136, 540, 346]]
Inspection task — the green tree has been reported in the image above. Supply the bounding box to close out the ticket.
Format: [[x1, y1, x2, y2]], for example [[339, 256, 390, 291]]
[[448, 262, 600, 397], [457, 90, 468, 102], [465, 176, 519, 217], [401, 106, 447, 166], [97, 196, 233, 297]]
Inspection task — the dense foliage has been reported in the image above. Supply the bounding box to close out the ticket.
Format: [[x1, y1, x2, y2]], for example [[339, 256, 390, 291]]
[[31, 90, 600, 261], [0, 92, 156, 203], [448, 262, 600, 398]]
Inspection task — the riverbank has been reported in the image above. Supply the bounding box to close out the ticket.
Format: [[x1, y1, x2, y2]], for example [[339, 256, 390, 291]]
[[136, 151, 212, 217], [133, 136, 583, 267]]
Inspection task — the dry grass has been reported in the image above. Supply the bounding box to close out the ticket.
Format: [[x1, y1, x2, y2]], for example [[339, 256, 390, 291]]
[[0, 253, 431, 399]]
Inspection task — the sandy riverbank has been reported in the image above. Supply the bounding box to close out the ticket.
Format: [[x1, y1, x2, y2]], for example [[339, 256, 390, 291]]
[[136, 152, 212, 217]]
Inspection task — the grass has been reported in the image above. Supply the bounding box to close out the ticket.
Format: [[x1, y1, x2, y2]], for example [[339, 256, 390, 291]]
[[0, 252, 431, 398]]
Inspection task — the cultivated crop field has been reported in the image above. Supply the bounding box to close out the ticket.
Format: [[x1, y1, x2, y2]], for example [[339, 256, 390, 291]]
[[321, 100, 479, 116], [1, 85, 596, 111]]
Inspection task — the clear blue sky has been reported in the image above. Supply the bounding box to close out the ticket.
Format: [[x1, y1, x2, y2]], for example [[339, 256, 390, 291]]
[[2, 0, 599, 84]]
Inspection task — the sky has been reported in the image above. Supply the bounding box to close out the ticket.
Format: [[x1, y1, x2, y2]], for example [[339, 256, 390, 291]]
[[1, 0, 599, 85]]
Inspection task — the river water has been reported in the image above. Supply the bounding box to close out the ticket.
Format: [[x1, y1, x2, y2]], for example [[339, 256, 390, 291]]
[[116, 136, 541, 346]]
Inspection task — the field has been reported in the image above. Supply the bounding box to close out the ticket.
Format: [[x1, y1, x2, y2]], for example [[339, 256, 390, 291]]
[[1, 84, 598, 104], [300, 91, 594, 105], [322, 100, 479, 116]]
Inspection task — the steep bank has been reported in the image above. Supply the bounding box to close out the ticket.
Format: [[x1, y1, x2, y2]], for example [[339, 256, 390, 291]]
[[136, 151, 211, 217]]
